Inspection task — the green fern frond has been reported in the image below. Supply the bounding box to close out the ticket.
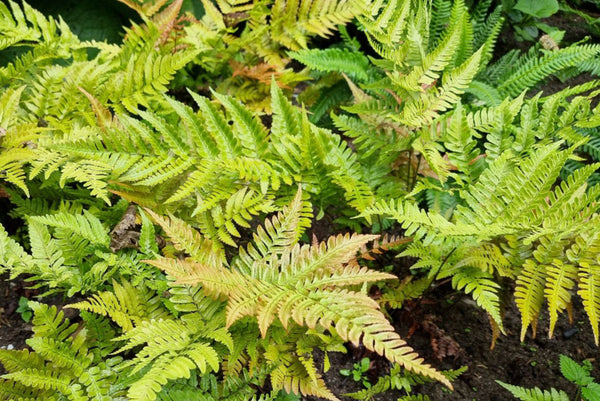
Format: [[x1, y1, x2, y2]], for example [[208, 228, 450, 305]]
[[392, 2, 467, 92], [0, 349, 46, 374], [544, 260, 577, 339], [0, 86, 38, 196], [475, 6, 503, 66], [495, 45, 600, 97], [144, 209, 226, 263], [466, 80, 503, 106], [515, 260, 547, 341], [441, 103, 480, 179], [239, 188, 313, 267], [33, 82, 368, 246], [578, 260, 600, 345], [270, 0, 371, 50], [395, 46, 484, 128], [456, 142, 569, 229], [429, 0, 453, 49], [497, 380, 570, 401], [378, 276, 434, 309], [67, 281, 170, 331], [0, 301, 123, 400], [290, 48, 371, 80], [0, 222, 32, 274], [0, 1, 76, 51], [115, 318, 229, 401], [31, 210, 110, 248], [0, 380, 54, 401], [362, 198, 479, 244], [2, 369, 71, 393], [450, 267, 503, 331]]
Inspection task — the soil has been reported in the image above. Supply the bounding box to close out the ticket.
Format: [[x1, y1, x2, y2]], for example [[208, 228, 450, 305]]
[[0, 275, 33, 365]]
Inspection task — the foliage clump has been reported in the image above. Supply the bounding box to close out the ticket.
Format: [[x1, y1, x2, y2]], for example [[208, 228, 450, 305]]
[[2, 0, 600, 399]]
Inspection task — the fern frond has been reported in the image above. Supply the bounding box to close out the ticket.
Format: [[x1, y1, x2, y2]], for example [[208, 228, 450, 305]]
[[497, 380, 570, 401], [496, 44, 600, 97], [290, 48, 371, 80], [456, 142, 569, 229], [515, 260, 546, 341], [0, 222, 32, 274], [212, 91, 269, 158], [0, 300, 123, 400], [544, 260, 577, 339], [450, 267, 503, 331], [396, 47, 483, 128], [144, 209, 226, 263], [0, 379, 53, 401], [466, 80, 503, 106], [2, 369, 71, 393], [378, 275, 433, 309], [0, 349, 46, 374], [240, 188, 313, 267], [429, 0, 453, 49], [30, 210, 110, 248], [67, 281, 170, 331], [578, 261, 600, 345], [115, 317, 230, 401], [362, 198, 478, 244], [442, 103, 481, 182], [270, 0, 371, 50], [392, 3, 467, 92], [146, 189, 450, 388]]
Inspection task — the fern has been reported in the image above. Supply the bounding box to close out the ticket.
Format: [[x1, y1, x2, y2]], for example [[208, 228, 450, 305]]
[[0, 1, 212, 197], [498, 355, 600, 401], [288, 0, 505, 205], [0, 222, 32, 275], [345, 363, 465, 400], [289, 48, 371, 80], [481, 44, 600, 98], [136, 188, 451, 398], [30, 82, 372, 247], [1, 198, 166, 296], [0, 302, 124, 400], [0, 86, 38, 196], [497, 381, 570, 401], [67, 280, 171, 331], [363, 100, 600, 340]]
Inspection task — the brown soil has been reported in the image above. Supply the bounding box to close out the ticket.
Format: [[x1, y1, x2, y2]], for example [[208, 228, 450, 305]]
[[0, 275, 33, 367]]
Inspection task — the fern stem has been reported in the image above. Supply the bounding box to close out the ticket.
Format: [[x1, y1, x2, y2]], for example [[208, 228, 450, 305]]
[[411, 154, 423, 191], [406, 149, 414, 192]]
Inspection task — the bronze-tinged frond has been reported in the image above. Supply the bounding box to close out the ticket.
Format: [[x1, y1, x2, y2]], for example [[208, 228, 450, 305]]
[[144, 209, 226, 264], [146, 188, 450, 391]]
